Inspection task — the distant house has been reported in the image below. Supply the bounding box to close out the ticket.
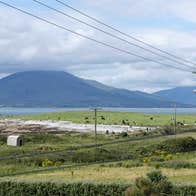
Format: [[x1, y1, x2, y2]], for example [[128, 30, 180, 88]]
[[7, 135, 24, 146]]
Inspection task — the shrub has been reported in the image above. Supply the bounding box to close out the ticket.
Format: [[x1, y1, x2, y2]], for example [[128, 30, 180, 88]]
[[157, 137, 196, 153], [147, 171, 167, 183], [42, 159, 54, 167], [120, 132, 128, 138], [37, 146, 56, 152], [160, 124, 175, 135], [125, 171, 173, 196], [0, 135, 6, 145]]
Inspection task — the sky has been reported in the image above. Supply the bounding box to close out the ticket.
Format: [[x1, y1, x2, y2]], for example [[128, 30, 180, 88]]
[[1, 0, 196, 92]]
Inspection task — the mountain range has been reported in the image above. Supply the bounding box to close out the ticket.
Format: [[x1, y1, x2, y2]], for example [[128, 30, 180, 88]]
[[0, 70, 193, 107], [153, 86, 196, 106]]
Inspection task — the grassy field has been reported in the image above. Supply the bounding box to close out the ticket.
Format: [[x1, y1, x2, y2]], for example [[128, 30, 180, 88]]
[[3, 165, 196, 185], [0, 130, 196, 186], [14, 110, 196, 126], [0, 111, 196, 190]]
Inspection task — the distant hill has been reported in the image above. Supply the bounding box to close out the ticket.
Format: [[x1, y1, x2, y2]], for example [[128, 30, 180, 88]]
[[153, 86, 196, 106], [0, 71, 191, 107], [84, 79, 116, 91]]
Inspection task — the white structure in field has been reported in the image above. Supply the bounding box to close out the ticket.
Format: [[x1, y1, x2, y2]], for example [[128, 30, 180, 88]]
[[7, 135, 24, 146]]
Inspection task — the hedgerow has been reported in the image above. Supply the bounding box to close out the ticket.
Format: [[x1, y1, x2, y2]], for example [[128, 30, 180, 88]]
[[0, 181, 196, 196], [0, 181, 128, 196], [172, 185, 196, 196]]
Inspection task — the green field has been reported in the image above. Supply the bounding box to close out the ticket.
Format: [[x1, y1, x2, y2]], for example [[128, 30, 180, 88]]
[[16, 110, 196, 126], [0, 130, 196, 185], [1, 111, 196, 195]]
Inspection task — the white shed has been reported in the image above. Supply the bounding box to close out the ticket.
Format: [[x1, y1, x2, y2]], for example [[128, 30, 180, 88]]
[[7, 135, 24, 147]]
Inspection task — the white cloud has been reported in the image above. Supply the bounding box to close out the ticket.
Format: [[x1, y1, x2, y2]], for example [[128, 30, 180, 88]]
[[84, 0, 196, 23], [1, 0, 196, 93]]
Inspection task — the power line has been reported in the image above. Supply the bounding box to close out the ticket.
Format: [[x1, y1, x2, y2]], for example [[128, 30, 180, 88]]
[[0, 1, 193, 73], [32, 0, 196, 70], [55, 0, 196, 67]]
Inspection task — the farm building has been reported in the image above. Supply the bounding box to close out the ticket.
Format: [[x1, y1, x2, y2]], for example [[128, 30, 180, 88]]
[[7, 135, 24, 146]]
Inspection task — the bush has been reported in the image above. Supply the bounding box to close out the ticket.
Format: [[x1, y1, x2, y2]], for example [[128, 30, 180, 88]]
[[120, 132, 128, 138], [125, 171, 173, 196], [160, 125, 175, 135], [42, 159, 54, 167], [147, 170, 167, 183], [157, 137, 196, 153], [37, 146, 56, 152], [0, 135, 6, 145]]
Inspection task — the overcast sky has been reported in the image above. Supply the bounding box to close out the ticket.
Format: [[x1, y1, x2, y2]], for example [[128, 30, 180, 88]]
[[1, 0, 196, 92]]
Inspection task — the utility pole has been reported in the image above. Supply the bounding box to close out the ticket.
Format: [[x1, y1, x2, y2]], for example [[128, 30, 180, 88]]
[[90, 107, 100, 146], [90, 107, 102, 154], [174, 104, 177, 134], [94, 108, 97, 146]]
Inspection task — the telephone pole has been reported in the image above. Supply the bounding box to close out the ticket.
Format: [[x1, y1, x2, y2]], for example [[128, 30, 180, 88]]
[[94, 108, 97, 146], [90, 107, 101, 146], [174, 104, 177, 134]]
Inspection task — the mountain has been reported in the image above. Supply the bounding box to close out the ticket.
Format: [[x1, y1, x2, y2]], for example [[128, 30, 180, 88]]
[[84, 79, 116, 91], [0, 71, 190, 107], [153, 86, 196, 106]]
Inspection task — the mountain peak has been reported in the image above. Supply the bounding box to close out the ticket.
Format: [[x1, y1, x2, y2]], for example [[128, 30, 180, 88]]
[[0, 71, 190, 107]]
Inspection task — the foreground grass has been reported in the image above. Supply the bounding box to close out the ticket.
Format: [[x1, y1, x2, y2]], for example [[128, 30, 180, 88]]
[[2, 165, 196, 185], [15, 111, 196, 126]]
